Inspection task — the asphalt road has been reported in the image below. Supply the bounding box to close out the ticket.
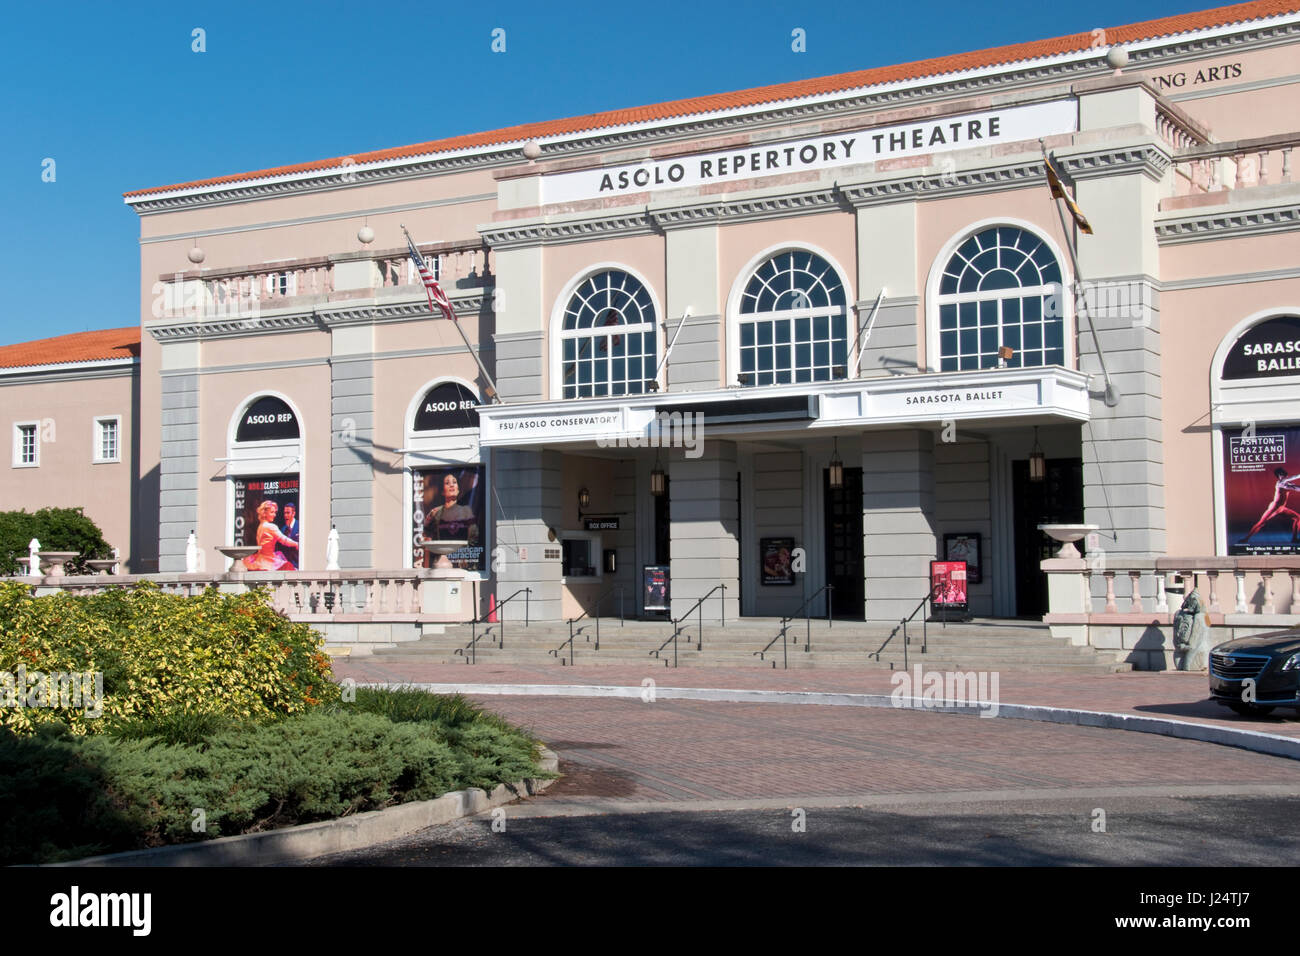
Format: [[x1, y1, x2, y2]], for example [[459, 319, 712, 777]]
[[299, 792, 1300, 866]]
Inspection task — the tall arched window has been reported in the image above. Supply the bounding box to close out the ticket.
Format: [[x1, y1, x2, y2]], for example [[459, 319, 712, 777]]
[[737, 250, 848, 386], [559, 270, 657, 399], [935, 226, 1065, 371]]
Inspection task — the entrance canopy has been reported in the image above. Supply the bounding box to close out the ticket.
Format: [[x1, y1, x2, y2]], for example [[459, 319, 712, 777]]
[[477, 366, 1090, 448]]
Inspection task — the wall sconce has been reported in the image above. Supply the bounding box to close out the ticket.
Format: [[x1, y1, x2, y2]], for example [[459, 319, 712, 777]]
[[650, 457, 666, 497], [604, 549, 617, 574], [1029, 426, 1046, 483], [828, 438, 844, 490], [578, 487, 591, 510]]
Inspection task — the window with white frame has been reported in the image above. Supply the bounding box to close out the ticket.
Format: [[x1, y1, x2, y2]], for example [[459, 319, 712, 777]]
[[737, 250, 848, 386], [935, 226, 1065, 372], [13, 423, 38, 467], [560, 270, 657, 399], [94, 417, 120, 463]]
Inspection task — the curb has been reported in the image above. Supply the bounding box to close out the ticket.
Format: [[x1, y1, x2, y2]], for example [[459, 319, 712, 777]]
[[377, 682, 1300, 762], [51, 747, 558, 867]]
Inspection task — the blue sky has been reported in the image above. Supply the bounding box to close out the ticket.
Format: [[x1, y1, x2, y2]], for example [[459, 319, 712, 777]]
[[0, 0, 1197, 346]]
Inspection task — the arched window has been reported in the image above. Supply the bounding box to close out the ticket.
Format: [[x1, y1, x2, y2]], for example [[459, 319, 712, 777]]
[[559, 270, 657, 399], [936, 226, 1065, 371], [737, 250, 848, 386]]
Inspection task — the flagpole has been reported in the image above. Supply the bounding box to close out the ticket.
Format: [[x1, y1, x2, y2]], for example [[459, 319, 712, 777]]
[[400, 224, 502, 404], [1037, 145, 1120, 408]]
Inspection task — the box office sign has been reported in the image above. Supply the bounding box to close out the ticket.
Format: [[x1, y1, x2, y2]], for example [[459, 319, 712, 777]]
[[232, 475, 301, 571], [1223, 425, 1300, 555], [541, 99, 1077, 204], [413, 465, 486, 572]]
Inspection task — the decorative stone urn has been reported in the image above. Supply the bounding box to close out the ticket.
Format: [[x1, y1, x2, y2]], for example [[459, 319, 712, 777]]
[[418, 539, 469, 571], [1037, 524, 1099, 559]]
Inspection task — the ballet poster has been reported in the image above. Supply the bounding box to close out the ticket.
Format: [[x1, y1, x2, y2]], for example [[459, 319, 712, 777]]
[[412, 465, 485, 572], [1223, 424, 1300, 555], [232, 474, 301, 570]]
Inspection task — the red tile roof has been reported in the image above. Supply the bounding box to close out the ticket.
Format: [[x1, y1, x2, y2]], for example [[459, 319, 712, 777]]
[[0, 327, 141, 370], [124, 0, 1299, 200]]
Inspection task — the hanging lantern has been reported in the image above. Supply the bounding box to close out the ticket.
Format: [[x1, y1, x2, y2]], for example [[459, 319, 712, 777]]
[[828, 439, 844, 490], [650, 459, 666, 497], [578, 487, 591, 510], [1029, 426, 1046, 483]]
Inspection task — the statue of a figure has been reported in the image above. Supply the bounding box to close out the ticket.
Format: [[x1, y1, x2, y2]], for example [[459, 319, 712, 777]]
[[1172, 588, 1212, 671]]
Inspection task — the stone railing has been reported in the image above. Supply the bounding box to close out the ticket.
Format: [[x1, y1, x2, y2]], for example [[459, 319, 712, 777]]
[[10, 569, 468, 623], [157, 240, 492, 320], [1166, 132, 1298, 201]]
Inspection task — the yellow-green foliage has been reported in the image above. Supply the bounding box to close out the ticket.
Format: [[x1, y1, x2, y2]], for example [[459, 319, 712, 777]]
[[0, 582, 339, 736]]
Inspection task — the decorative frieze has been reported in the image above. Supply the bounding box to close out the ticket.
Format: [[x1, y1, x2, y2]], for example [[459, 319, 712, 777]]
[[1155, 202, 1300, 243]]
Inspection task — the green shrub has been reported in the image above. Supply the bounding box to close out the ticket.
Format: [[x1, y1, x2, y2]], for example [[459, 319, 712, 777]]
[[0, 582, 338, 736], [0, 507, 112, 575]]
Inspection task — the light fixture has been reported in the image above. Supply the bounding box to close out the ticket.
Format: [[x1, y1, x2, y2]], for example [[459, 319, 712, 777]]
[[578, 487, 591, 510], [828, 438, 844, 490], [187, 239, 205, 264], [650, 457, 666, 497], [604, 549, 617, 574], [1029, 426, 1046, 483]]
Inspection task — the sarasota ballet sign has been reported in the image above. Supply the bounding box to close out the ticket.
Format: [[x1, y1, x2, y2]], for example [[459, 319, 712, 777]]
[[541, 99, 1077, 204]]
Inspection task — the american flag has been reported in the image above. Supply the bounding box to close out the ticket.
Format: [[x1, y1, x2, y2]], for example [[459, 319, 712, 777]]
[[405, 232, 456, 321]]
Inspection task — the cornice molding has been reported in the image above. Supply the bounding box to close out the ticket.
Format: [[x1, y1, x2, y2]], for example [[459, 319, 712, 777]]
[[481, 212, 655, 249], [1155, 202, 1300, 244], [148, 291, 491, 341], [127, 20, 1300, 214], [1057, 144, 1172, 182], [651, 189, 842, 228]]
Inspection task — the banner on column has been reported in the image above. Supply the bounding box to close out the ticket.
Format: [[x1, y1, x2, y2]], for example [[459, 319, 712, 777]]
[[232, 475, 301, 570], [413, 465, 486, 571], [1223, 424, 1300, 555]]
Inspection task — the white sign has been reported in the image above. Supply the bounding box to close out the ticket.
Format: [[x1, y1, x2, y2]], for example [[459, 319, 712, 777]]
[[480, 409, 624, 443], [542, 99, 1077, 204], [870, 381, 1042, 418]]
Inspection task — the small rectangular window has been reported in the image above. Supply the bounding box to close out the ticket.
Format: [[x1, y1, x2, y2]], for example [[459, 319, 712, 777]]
[[13, 423, 38, 467], [94, 417, 121, 463]]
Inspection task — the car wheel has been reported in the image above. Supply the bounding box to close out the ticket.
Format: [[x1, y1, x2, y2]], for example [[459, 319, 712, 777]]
[[1227, 702, 1276, 717]]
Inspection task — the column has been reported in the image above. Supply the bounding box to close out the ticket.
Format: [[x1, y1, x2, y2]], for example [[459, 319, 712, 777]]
[[492, 448, 564, 621], [664, 223, 721, 391], [158, 368, 199, 572], [668, 441, 739, 623], [862, 430, 938, 622], [330, 325, 375, 568]]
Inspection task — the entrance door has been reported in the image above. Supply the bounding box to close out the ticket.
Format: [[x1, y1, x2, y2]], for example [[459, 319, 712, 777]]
[[823, 467, 864, 619], [1012, 457, 1083, 617]]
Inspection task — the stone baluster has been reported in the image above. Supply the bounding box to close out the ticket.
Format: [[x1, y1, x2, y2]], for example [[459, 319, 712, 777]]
[[1103, 571, 1118, 613], [1283, 147, 1293, 184], [1155, 574, 1169, 613], [1234, 570, 1248, 613], [1205, 570, 1222, 614], [1128, 571, 1143, 612], [1258, 151, 1269, 186], [1234, 153, 1247, 188], [1262, 571, 1276, 615]]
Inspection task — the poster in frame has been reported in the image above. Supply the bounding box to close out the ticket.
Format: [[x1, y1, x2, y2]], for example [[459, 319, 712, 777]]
[[943, 532, 982, 585], [1222, 424, 1300, 556], [930, 560, 968, 612], [412, 464, 486, 572], [760, 537, 797, 586], [643, 565, 670, 612], [232, 474, 301, 571]]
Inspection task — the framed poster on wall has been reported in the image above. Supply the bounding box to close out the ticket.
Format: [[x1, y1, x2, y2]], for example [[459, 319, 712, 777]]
[[413, 465, 486, 572], [232, 474, 301, 570], [643, 565, 670, 611], [760, 537, 797, 586], [943, 533, 982, 584], [1222, 424, 1300, 555]]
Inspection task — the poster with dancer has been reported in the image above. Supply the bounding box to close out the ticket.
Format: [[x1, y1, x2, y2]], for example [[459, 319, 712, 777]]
[[412, 465, 485, 572], [1223, 425, 1300, 555], [232, 474, 300, 570], [930, 560, 968, 610]]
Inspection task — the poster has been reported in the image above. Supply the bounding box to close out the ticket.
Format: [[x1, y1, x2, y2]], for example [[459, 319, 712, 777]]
[[760, 537, 796, 585], [643, 565, 670, 611], [943, 533, 982, 585], [1223, 424, 1300, 555], [413, 465, 486, 572], [232, 474, 300, 570], [930, 560, 968, 609]]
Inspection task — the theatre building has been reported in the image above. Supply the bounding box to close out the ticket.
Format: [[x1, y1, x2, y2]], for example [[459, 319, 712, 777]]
[[7, 0, 1300, 634]]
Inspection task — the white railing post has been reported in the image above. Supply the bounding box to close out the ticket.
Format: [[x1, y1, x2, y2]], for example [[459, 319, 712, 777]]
[[1127, 570, 1143, 613]]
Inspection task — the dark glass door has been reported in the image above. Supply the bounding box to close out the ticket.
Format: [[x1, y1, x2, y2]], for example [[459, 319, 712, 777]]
[[823, 467, 864, 619], [1012, 457, 1083, 617], [654, 475, 670, 566]]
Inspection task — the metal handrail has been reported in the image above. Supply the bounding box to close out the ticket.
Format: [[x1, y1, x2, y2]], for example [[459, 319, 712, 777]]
[[472, 587, 532, 627], [564, 585, 625, 653], [755, 618, 793, 669], [454, 617, 503, 665], [672, 583, 726, 651], [756, 583, 834, 667], [650, 621, 689, 668], [869, 582, 945, 669]]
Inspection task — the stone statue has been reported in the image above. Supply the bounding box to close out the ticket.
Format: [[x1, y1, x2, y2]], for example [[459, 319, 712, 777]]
[[1172, 588, 1212, 671]]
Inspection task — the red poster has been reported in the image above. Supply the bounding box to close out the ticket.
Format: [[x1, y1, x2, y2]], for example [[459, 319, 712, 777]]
[[931, 560, 968, 608], [1223, 425, 1300, 556]]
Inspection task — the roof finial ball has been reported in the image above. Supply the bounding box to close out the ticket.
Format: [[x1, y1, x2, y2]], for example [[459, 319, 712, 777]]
[[522, 140, 542, 161], [357, 224, 375, 245], [187, 241, 205, 264], [1106, 45, 1129, 75]]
